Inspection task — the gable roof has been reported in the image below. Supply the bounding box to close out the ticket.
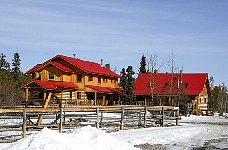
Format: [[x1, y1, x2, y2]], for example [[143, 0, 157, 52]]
[[58, 55, 120, 78], [26, 64, 42, 74], [26, 55, 121, 78], [21, 80, 78, 91], [134, 73, 209, 96], [50, 61, 73, 73]]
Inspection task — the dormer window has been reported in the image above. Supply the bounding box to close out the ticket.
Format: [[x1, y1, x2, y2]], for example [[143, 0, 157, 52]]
[[163, 83, 168, 88], [185, 83, 188, 88], [147, 82, 151, 88], [49, 72, 54, 80]]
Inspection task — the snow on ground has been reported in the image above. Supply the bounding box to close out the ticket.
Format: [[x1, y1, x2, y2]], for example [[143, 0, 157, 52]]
[[1, 126, 138, 150], [111, 123, 228, 149], [0, 114, 228, 150]]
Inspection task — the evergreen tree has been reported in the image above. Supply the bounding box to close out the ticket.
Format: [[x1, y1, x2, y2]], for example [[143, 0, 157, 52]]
[[120, 66, 135, 105], [119, 68, 127, 104], [119, 68, 127, 88], [12, 53, 21, 78], [0, 53, 11, 82], [0, 52, 30, 107], [0, 53, 10, 71], [11, 53, 22, 87], [139, 55, 147, 73]]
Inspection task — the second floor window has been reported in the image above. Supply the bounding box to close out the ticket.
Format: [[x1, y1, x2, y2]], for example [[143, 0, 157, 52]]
[[49, 72, 54, 80], [98, 76, 101, 84], [89, 74, 93, 81], [103, 77, 108, 83], [77, 74, 82, 82]]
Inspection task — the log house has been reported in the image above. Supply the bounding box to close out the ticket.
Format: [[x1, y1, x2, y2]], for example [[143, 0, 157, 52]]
[[22, 55, 122, 108]]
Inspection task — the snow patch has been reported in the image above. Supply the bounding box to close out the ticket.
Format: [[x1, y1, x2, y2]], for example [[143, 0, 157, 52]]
[[2, 126, 139, 150]]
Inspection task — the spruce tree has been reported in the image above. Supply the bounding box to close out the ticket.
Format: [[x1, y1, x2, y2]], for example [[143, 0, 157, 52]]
[[125, 66, 135, 104], [0, 53, 11, 82], [120, 66, 135, 105], [119, 68, 127, 103], [11, 53, 21, 87], [0, 53, 10, 71], [139, 55, 146, 73]]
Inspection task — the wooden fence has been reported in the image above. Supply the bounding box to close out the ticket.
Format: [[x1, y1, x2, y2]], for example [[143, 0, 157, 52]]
[[0, 105, 179, 139]]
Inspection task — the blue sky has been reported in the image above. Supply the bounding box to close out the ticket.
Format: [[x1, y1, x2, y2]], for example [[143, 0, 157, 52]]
[[0, 0, 228, 85]]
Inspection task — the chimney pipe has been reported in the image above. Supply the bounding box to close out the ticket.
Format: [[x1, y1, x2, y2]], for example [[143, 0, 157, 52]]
[[101, 59, 103, 66]]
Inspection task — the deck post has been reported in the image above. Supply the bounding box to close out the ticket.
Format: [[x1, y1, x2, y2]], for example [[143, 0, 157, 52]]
[[22, 108, 26, 138], [94, 92, 97, 105], [102, 95, 106, 105], [59, 108, 63, 133], [120, 107, 124, 130], [162, 107, 164, 127], [144, 106, 147, 128], [176, 108, 180, 126], [96, 107, 100, 128]]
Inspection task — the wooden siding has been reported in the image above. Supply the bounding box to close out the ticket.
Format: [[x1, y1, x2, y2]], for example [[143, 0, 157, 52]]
[[192, 84, 209, 111]]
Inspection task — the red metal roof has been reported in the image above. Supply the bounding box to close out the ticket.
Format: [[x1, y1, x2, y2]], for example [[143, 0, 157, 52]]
[[26, 55, 121, 78], [86, 85, 122, 94], [134, 73, 209, 96], [58, 55, 121, 78], [50, 61, 73, 73], [26, 61, 73, 74], [26, 64, 42, 74], [22, 80, 78, 91]]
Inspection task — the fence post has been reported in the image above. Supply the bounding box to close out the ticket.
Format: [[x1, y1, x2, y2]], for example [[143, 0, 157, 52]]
[[120, 107, 124, 130], [162, 107, 164, 127], [59, 108, 63, 133], [96, 107, 100, 128], [100, 111, 103, 128], [176, 108, 180, 126], [144, 106, 147, 128], [22, 108, 26, 138], [138, 110, 142, 127]]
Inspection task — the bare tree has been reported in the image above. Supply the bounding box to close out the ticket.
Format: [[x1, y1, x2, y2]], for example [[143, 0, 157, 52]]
[[145, 53, 164, 106]]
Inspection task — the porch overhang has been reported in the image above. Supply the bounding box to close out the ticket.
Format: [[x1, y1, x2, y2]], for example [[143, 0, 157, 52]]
[[21, 80, 78, 91], [86, 85, 122, 94]]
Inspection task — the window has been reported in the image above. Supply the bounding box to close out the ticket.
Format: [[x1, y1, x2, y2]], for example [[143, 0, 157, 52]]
[[103, 77, 108, 82], [111, 78, 115, 84], [163, 83, 168, 88], [147, 82, 151, 88], [77, 74, 82, 82], [98, 76, 101, 84], [185, 83, 188, 88], [37, 73, 41, 80], [49, 72, 54, 80], [88, 74, 93, 81], [77, 92, 81, 99]]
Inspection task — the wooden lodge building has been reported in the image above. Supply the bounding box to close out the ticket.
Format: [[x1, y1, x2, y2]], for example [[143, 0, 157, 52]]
[[22, 55, 122, 108], [134, 73, 211, 114]]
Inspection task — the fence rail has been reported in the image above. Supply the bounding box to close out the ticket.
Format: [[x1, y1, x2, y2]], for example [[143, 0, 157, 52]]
[[0, 105, 179, 140]]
